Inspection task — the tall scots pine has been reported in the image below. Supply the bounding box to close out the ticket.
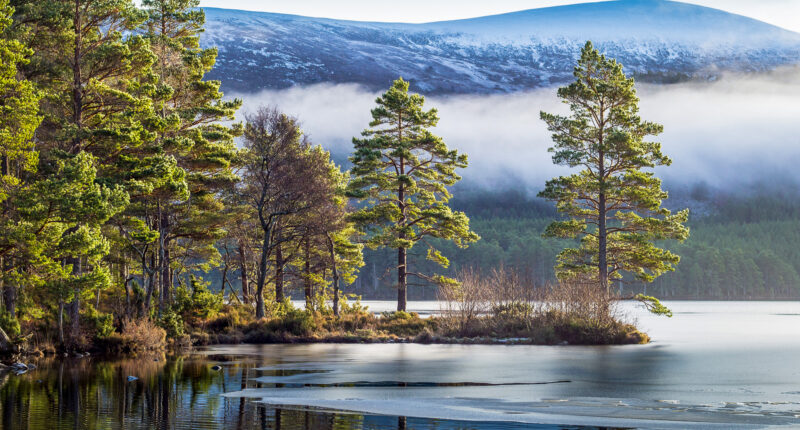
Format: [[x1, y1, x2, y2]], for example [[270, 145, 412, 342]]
[[347, 78, 478, 312], [142, 0, 241, 307], [539, 42, 689, 293]]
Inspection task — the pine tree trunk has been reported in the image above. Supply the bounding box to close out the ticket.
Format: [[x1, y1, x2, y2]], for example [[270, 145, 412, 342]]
[[160, 211, 171, 309], [68, 257, 81, 341], [255, 227, 271, 319], [396, 116, 408, 312], [0, 326, 11, 353], [58, 299, 64, 345], [275, 241, 284, 302], [238, 241, 250, 304], [122, 262, 131, 318], [397, 247, 407, 312], [69, 291, 80, 341], [220, 261, 229, 295], [304, 237, 312, 310], [397, 148, 408, 312], [3, 282, 15, 317], [145, 253, 156, 314], [598, 128, 609, 295], [599, 191, 608, 294], [327, 235, 340, 317], [142, 254, 152, 314], [2, 258, 15, 316]]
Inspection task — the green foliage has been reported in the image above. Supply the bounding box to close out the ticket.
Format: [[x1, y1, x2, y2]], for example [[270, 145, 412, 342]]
[[376, 188, 800, 301], [347, 78, 478, 307], [539, 41, 689, 290], [635, 294, 673, 317], [380, 310, 415, 321], [0, 310, 20, 337], [339, 294, 368, 315], [159, 308, 185, 338], [272, 307, 316, 336], [87, 307, 115, 339], [0, 0, 40, 183], [174, 275, 222, 320], [0, 0, 43, 332], [140, 0, 242, 284]]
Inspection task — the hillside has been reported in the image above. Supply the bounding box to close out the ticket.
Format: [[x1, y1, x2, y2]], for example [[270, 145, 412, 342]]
[[201, 0, 800, 94]]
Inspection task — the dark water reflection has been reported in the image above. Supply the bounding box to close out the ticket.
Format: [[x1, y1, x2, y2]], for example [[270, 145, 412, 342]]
[[0, 354, 619, 430]]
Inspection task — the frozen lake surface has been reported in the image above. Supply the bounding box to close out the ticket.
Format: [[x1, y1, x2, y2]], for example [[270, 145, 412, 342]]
[[2, 301, 799, 429], [220, 301, 800, 428]]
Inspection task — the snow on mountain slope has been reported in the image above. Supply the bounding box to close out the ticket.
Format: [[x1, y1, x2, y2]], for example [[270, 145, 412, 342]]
[[200, 0, 800, 94]]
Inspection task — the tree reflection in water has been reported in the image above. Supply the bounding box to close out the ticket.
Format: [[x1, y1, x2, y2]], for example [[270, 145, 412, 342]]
[[0, 353, 616, 429]]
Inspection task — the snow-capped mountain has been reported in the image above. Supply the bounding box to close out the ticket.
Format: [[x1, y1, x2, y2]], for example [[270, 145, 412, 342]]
[[201, 0, 800, 94]]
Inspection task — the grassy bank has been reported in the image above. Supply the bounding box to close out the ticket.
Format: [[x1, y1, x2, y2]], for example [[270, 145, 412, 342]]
[[187, 305, 647, 347], [180, 274, 649, 348], [3, 273, 648, 360]]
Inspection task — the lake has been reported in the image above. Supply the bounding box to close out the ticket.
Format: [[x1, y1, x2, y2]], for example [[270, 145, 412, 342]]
[[2, 301, 799, 429]]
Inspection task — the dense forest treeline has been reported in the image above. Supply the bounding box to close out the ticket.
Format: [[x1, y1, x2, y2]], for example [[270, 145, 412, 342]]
[[347, 185, 800, 300], [0, 0, 373, 352]]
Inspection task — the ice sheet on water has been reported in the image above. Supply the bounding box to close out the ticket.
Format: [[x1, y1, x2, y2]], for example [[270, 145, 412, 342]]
[[209, 302, 800, 428]]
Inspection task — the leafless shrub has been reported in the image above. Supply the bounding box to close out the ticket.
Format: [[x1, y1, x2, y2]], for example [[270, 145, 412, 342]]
[[437, 267, 637, 343], [437, 267, 493, 333], [542, 277, 619, 326], [119, 318, 167, 351]]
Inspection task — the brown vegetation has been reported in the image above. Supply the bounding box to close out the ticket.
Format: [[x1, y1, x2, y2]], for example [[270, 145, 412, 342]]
[[96, 318, 167, 354], [435, 268, 647, 344], [178, 268, 647, 347]]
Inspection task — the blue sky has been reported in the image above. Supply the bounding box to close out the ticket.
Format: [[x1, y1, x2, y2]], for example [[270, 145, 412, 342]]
[[197, 0, 800, 32]]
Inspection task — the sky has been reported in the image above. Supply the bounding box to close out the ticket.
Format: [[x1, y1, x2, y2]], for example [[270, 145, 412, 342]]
[[196, 0, 800, 33]]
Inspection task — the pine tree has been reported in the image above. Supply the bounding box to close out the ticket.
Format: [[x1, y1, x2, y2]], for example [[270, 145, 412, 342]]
[[0, 0, 42, 329], [538, 42, 689, 293], [27, 152, 127, 344], [323, 163, 364, 316], [347, 78, 478, 312], [141, 0, 241, 309], [12, 0, 159, 340]]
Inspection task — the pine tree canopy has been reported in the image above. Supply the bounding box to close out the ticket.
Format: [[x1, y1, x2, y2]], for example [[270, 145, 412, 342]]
[[347, 78, 478, 310], [539, 41, 689, 289]]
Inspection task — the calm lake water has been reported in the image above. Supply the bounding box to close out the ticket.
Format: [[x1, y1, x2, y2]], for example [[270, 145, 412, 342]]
[[2, 301, 800, 429]]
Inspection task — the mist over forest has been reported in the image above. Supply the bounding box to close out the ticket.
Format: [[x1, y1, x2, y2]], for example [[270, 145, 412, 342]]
[[231, 67, 800, 192]]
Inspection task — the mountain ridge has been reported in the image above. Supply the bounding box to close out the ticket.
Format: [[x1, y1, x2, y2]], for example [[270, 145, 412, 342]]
[[200, 0, 800, 94]]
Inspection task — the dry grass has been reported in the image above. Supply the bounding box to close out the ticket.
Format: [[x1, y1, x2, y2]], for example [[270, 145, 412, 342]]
[[97, 318, 167, 353], [437, 268, 648, 344]]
